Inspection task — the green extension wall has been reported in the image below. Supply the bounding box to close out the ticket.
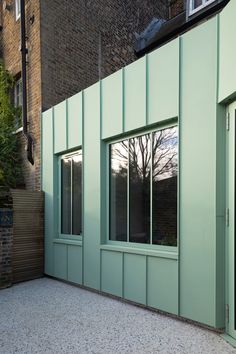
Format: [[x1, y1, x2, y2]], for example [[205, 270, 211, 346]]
[[42, 0, 236, 330]]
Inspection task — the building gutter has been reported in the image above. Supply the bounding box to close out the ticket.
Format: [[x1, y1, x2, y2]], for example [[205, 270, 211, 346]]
[[20, 0, 34, 165]]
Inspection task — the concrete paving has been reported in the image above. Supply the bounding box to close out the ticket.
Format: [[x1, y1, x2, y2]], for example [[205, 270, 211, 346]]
[[0, 278, 235, 354]]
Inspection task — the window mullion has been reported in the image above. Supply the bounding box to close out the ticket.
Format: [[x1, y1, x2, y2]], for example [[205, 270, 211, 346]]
[[127, 140, 130, 243], [150, 133, 153, 245]]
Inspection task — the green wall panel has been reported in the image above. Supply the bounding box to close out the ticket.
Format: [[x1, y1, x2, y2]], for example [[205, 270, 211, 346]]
[[147, 257, 178, 315], [68, 245, 83, 285], [124, 254, 146, 305], [219, 0, 236, 103], [102, 70, 123, 139], [54, 243, 67, 280], [180, 17, 218, 327], [42, 109, 54, 275], [101, 250, 123, 297], [148, 38, 179, 124], [42, 7, 231, 329], [124, 57, 146, 132], [68, 92, 83, 149], [83, 83, 101, 290], [54, 100, 67, 153]]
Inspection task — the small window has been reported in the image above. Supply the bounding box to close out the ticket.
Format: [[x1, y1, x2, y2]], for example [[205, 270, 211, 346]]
[[15, 0, 21, 20], [13, 76, 22, 129], [188, 0, 216, 16], [109, 126, 178, 247], [14, 78, 22, 109], [61, 151, 82, 236]]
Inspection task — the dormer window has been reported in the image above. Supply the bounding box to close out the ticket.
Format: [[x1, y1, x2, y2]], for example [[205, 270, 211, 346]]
[[188, 0, 216, 16]]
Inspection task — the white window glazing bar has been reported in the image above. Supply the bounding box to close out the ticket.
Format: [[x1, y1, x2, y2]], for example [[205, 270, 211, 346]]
[[189, 0, 216, 16], [150, 132, 153, 245], [127, 140, 130, 243]]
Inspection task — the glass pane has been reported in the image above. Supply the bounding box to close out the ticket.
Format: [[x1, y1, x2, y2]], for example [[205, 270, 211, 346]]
[[72, 152, 82, 235], [129, 135, 151, 244], [193, 0, 203, 9], [61, 158, 71, 234], [109, 141, 128, 241], [152, 127, 178, 246]]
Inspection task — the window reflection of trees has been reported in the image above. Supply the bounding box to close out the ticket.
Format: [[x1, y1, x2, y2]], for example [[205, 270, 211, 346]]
[[61, 152, 82, 236], [110, 126, 178, 246]]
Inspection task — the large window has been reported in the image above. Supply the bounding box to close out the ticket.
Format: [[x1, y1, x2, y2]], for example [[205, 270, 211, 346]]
[[109, 126, 178, 247], [61, 151, 82, 236], [188, 0, 216, 16]]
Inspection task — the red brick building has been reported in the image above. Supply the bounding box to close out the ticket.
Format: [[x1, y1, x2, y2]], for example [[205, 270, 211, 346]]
[[0, 0, 183, 190]]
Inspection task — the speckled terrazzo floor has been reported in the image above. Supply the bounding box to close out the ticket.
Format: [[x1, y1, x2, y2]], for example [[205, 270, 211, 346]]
[[0, 278, 235, 354]]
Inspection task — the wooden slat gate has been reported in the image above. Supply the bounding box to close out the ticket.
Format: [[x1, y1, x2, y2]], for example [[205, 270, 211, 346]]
[[11, 190, 44, 283]]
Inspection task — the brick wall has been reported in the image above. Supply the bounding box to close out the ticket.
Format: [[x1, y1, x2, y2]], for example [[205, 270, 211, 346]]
[[169, 0, 185, 18], [0, 212, 13, 289], [40, 0, 169, 111], [0, 0, 183, 190], [0, 192, 13, 289], [0, 0, 42, 190]]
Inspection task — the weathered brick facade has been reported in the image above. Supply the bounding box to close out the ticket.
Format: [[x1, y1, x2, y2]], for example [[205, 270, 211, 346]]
[[0, 213, 13, 289], [0, 0, 41, 190], [0, 0, 184, 190]]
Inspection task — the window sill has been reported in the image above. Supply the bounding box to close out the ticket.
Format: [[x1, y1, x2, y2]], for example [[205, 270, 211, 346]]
[[53, 238, 82, 246], [100, 244, 178, 260]]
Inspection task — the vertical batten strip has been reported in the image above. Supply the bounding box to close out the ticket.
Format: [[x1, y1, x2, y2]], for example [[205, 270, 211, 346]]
[[122, 252, 125, 298], [127, 140, 130, 243], [100, 80, 103, 291], [146, 255, 148, 306], [150, 132, 153, 245], [66, 99, 69, 150], [177, 35, 181, 317], [122, 67, 125, 133], [81, 90, 85, 286], [146, 54, 149, 126]]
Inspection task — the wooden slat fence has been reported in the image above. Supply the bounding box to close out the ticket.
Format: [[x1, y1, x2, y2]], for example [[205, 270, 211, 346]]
[[11, 189, 44, 283]]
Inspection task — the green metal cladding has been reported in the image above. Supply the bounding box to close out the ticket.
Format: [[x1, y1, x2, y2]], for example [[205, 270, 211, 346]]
[[42, 0, 236, 331]]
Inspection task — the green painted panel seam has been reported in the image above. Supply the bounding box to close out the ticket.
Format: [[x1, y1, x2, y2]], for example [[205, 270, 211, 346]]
[[122, 68, 125, 133], [81, 90, 85, 286], [66, 99, 69, 150], [178, 35, 182, 317], [52, 107, 55, 154], [122, 252, 124, 298], [52, 107, 55, 276], [146, 54, 149, 126], [67, 244, 69, 280], [99, 80, 102, 290], [215, 13, 220, 327], [100, 249, 102, 291], [100, 80, 103, 140], [146, 255, 148, 306]]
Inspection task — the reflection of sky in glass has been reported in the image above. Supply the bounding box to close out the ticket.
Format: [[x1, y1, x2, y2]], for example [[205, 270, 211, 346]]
[[111, 141, 128, 172], [153, 127, 178, 182]]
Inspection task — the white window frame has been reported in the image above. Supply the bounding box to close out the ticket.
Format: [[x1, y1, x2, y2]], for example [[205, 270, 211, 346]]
[[107, 123, 179, 252], [13, 77, 22, 130], [15, 0, 21, 21], [58, 150, 83, 241], [188, 0, 216, 16], [14, 78, 22, 109]]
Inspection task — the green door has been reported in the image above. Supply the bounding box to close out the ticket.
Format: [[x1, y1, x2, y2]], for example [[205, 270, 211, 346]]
[[226, 101, 236, 341]]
